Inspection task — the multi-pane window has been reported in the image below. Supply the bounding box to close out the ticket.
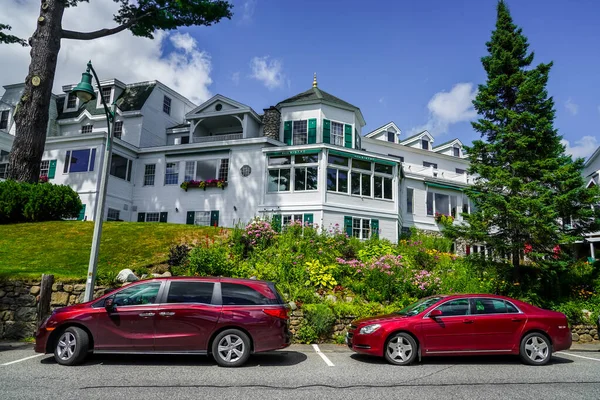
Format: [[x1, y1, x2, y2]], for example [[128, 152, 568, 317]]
[[66, 92, 77, 109], [101, 87, 112, 104], [351, 160, 371, 197], [164, 162, 179, 185], [184, 161, 195, 182], [145, 212, 160, 222], [107, 208, 120, 221], [423, 161, 437, 169], [40, 160, 50, 177], [330, 121, 344, 146], [268, 154, 318, 193], [81, 125, 93, 134], [352, 217, 371, 240], [327, 168, 348, 193], [110, 154, 133, 181], [422, 139, 429, 150], [327, 155, 393, 200], [64, 149, 96, 173], [183, 159, 229, 182], [292, 120, 307, 145], [283, 214, 303, 227], [163, 95, 171, 115], [218, 159, 229, 181], [0, 163, 8, 179], [387, 131, 395, 143], [0, 110, 8, 130], [144, 164, 155, 186], [194, 211, 211, 226], [456, 168, 466, 174], [427, 192, 458, 217], [113, 121, 123, 139], [374, 163, 393, 200], [406, 188, 414, 213], [453, 146, 461, 157]]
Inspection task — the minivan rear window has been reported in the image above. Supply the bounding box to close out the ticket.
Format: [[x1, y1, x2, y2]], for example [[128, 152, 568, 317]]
[[167, 281, 214, 304], [221, 283, 280, 306]]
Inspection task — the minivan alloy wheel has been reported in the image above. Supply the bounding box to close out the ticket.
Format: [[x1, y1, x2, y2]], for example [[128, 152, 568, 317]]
[[217, 334, 245, 363], [56, 331, 77, 361]]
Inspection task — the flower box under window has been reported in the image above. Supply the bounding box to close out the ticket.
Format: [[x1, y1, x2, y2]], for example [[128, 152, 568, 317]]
[[180, 179, 227, 191]]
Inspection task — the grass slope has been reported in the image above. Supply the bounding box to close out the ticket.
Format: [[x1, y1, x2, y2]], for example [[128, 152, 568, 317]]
[[0, 221, 225, 280]]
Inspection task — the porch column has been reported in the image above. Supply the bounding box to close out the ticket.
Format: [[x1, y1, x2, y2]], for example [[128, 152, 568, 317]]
[[590, 241, 595, 260]]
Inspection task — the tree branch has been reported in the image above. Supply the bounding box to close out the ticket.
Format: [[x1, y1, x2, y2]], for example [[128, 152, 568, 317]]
[[61, 12, 151, 41]]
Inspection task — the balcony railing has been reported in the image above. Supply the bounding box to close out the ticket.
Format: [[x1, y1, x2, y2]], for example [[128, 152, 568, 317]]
[[403, 162, 472, 184], [192, 133, 243, 143]]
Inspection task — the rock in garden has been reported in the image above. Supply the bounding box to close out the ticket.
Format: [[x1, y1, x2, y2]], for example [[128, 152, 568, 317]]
[[115, 269, 139, 283], [288, 301, 297, 311], [571, 333, 580, 342], [29, 287, 40, 295]]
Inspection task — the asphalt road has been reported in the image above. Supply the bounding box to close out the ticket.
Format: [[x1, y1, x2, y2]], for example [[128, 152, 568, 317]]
[[1, 342, 600, 400]]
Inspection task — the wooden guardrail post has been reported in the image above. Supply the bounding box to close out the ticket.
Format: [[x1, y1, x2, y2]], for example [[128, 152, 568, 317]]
[[37, 274, 54, 328]]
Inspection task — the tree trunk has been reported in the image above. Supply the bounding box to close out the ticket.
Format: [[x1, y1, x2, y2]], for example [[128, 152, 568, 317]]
[[512, 248, 521, 283], [8, 0, 65, 182]]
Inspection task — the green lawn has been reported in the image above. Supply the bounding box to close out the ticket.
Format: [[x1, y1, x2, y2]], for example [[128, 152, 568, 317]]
[[0, 221, 226, 281]]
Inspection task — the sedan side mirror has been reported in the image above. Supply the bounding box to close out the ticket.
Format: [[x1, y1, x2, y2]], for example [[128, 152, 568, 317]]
[[105, 297, 116, 313], [429, 309, 443, 318]]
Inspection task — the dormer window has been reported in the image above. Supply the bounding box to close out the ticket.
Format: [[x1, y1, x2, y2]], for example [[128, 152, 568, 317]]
[[453, 146, 461, 157], [0, 110, 8, 130], [66, 92, 77, 109], [387, 131, 395, 143], [422, 138, 429, 150], [100, 87, 112, 105], [163, 96, 172, 115]]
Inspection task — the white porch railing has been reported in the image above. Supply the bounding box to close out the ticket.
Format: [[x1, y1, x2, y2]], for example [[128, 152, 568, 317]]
[[192, 133, 243, 143]]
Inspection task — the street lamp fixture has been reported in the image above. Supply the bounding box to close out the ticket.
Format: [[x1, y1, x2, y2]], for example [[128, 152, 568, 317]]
[[73, 61, 117, 303]]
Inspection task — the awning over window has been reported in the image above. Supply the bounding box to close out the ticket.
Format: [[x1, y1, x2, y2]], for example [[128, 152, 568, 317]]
[[425, 181, 465, 192], [328, 149, 397, 166], [265, 149, 322, 156]]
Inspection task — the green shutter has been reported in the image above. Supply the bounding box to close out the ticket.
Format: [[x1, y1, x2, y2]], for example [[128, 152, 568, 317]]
[[210, 210, 219, 227], [323, 119, 331, 144], [344, 124, 352, 148], [137, 212, 146, 222], [77, 204, 86, 221], [308, 119, 317, 144], [272, 214, 282, 232], [283, 121, 292, 145], [344, 216, 353, 237], [304, 213, 314, 225], [48, 160, 57, 179], [159, 212, 168, 223], [186, 211, 195, 225], [370, 219, 380, 238]]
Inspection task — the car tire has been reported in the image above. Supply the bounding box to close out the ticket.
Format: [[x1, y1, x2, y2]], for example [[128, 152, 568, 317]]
[[520, 332, 552, 366], [211, 329, 251, 368], [384, 332, 418, 366], [53, 326, 90, 366]]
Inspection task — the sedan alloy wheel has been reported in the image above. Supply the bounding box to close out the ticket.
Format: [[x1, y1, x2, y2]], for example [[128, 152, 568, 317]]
[[384, 333, 417, 365], [520, 333, 552, 365]]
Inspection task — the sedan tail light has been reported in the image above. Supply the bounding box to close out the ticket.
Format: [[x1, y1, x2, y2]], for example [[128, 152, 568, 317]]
[[263, 308, 289, 320]]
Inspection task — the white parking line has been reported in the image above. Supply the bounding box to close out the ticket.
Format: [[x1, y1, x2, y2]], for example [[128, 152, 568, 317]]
[[556, 352, 600, 362], [1, 354, 44, 366], [312, 344, 335, 367]]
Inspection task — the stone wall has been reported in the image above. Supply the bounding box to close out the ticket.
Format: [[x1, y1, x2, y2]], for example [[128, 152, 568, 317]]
[[262, 106, 281, 141], [289, 309, 354, 341], [571, 325, 599, 343], [0, 279, 112, 340]]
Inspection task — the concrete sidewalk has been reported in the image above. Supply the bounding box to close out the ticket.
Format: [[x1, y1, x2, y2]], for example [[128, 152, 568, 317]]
[[570, 343, 600, 352]]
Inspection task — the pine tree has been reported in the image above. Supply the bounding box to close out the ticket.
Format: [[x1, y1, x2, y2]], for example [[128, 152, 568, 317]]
[[451, 1, 600, 278]]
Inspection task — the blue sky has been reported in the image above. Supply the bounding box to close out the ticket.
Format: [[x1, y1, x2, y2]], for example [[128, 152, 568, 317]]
[[174, 0, 600, 157]]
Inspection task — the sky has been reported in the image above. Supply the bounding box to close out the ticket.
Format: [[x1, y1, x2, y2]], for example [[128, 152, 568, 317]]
[[1, 0, 599, 158]]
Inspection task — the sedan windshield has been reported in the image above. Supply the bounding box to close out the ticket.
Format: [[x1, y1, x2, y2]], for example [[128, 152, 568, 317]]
[[396, 296, 444, 316]]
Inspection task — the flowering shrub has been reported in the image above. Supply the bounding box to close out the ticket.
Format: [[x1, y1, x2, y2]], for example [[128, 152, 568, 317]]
[[180, 179, 227, 191], [434, 212, 454, 226], [243, 219, 277, 250], [305, 260, 338, 289], [411, 269, 441, 295], [39, 175, 49, 183]]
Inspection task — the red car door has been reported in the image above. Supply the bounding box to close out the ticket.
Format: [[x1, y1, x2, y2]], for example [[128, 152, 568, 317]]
[[470, 298, 527, 351], [420, 298, 477, 355], [153, 280, 221, 352], [92, 281, 163, 351]]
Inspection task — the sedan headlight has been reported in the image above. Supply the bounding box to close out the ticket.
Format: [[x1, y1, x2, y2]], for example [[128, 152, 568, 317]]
[[359, 324, 381, 335]]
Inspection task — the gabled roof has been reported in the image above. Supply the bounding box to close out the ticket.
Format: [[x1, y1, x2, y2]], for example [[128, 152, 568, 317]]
[[433, 138, 463, 151], [186, 94, 261, 121], [57, 82, 156, 120], [364, 121, 401, 138], [585, 145, 600, 167], [399, 130, 433, 145], [276, 86, 366, 126]]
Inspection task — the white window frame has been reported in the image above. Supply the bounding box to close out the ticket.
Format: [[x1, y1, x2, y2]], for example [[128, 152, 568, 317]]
[[144, 164, 156, 186], [98, 87, 112, 108], [387, 131, 395, 143], [373, 163, 393, 200], [182, 159, 230, 182], [164, 162, 179, 185], [64, 148, 96, 174], [110, 153, 133, 182], [352, 217, 371, 240], [267, 154, 318, 193], [145, 212, 160, 222], [163, 95, 172, 115], [427, 191, 458, 218], [0, 110, 9, 130], [292, 120, 308, 145], [66, 92, 78, 110], [330, 121, 344, 146], [194, 211, 211, 226], [81, 124, 93, 134], [113, 121, 123, 139], [406, 188, 414, 214], [0, 163, 8, 179], [422, 138, 429, 150], [453, 146, 461, 157], [40, 160, 50, 178], [107, 208, 120, 221]]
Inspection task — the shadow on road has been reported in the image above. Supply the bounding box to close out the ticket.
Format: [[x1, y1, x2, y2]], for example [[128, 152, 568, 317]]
[[0, 342, 33, 352], [40, 350, 308, 368], [350, 353, 574, 365]]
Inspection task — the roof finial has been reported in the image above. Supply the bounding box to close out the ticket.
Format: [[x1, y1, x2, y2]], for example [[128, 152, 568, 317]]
[[312, 72, 318, 88]]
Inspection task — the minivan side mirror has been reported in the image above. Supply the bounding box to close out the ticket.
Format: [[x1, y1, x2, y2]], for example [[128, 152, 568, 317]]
[[429, 309, 443, 318], [105, 297, 116, 313]]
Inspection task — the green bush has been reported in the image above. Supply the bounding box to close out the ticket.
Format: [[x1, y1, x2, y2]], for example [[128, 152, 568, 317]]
[[0, 181, 81, 224], [302, 304, 336, 340], [168, 244, 191, 267], [295, 324, 318, 344], [187, 244, 231, 276]]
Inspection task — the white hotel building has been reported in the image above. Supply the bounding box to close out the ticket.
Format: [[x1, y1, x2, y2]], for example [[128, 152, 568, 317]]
[[0, 76, 474, 243]]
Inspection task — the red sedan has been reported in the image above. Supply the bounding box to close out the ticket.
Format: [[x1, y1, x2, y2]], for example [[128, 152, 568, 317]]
[[35, 277, 291, 367], [346, 294, 571, 366]]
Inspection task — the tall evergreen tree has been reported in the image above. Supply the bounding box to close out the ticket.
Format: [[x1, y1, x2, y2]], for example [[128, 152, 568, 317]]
[[449, 1, 600, 278]]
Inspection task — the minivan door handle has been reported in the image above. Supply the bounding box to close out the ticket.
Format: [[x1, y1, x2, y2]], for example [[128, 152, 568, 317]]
[[159, 312, 175, 317], [138, 312, 155, 317]]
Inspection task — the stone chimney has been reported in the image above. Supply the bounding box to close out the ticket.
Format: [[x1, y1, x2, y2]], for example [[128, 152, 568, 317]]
[[262, 106, 281, 141]]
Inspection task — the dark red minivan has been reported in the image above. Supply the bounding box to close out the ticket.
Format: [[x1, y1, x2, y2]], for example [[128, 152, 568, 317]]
[[35, 277, 291, 367]]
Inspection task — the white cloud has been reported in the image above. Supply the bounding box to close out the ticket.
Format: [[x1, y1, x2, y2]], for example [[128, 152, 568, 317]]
[[231, 71, 240, 85], [249, 56, 284, 90], [0, 0, 213, 104], [565, 98, 579, 116], [561, 136, 599, 159], [411, 82, 477, 136], [239, 0, 256, 24]]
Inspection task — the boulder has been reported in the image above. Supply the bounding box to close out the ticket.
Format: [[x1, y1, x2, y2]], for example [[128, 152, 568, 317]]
[[152, 271, 172, 278], [29, 286, 40, 296], [51, 292, 69, 306], [15, 307, 37, 321], [63, 285, 74, 293], [288, 301, 297, 311], [0, 290, 5, 298], [15, 295, 36, 307], [579, 334, 593, 342], [571, 332, 580, 342], [51, 283, 63, 291], [73, 284, 86, 292], [115, 269, 139, 283]]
